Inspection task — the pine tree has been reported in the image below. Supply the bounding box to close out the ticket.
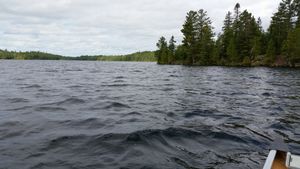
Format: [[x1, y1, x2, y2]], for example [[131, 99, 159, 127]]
[[234, 3, 241, 20], [292, 0, 300, 27], [256, 17, 268, 55], [251, 37, 261, 60], [155, 1, 298, 67], [286, 28, 300, 66], [227, 38, 238, 64], [174, 45, 186, 62], [269, 0, 293, 54], [220, 11, 234, 61], [281, 40, 289, 57], [168, 36, 176, 64], [155, 36, 168, 64], [196, 9, 214, 65], [257, 17, 263, 32], [265, 40, 276, 64], [181, 11, 198, 64], [232, 9, 262, 62]]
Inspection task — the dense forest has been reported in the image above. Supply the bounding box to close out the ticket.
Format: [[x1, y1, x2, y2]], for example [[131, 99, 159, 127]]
[[155, 0, 300, 67], [0, 50, 63, 60], [0, 50, 156, 62], [97, 51, 155, 62]]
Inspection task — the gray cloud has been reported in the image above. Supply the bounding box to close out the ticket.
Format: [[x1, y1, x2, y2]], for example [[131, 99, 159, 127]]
[[0, 0, 281, 56]]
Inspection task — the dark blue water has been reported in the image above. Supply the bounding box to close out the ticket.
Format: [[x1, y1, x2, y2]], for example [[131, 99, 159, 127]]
[[0, 60, 299, 169]]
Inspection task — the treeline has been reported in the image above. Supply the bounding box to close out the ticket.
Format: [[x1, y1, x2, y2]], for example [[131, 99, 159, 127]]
[[0, 50, 63, 60], [97, 51, 156, 62], [155, 0, 300, 67], [0, 50, 156, 62]]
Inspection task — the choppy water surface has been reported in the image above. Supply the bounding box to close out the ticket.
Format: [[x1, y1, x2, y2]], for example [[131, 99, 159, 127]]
[[0, 60, 299, 169]]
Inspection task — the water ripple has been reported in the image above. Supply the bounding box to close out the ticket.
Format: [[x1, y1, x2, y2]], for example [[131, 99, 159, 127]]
[[0, 61, 299, 169]]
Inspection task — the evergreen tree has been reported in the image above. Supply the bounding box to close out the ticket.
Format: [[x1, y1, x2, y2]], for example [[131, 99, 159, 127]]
[[251, 37, 261, 60], [234, 3, 241, 20], [281, 40, 289, 60], [212, 36, 222, 65], [286, 28, 300, 66], [155, 1, 299, 67], [265, 40, 276, 64], [174, 45, 186, 62], [195, 9, 214, 65], [257, 17, 263, 32], [292, 0, 300, 27], [168, 36, 176, 63], [155, 36, 168, 64], [220, 11, 234, 61], [269, 0, 293, 54], [232, 9, 262, 62], [227, 38, 238, 63], [181, 11, 198, 64]]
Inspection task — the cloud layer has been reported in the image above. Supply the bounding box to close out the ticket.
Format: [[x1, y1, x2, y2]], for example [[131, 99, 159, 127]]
[[0, 0, 281, 56]]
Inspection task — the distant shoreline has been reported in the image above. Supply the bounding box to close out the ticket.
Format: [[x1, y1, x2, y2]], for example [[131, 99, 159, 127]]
[[1, 58, 299, 68], [0, 50, 157, 62], [1, 50, 299, 68], [0, 59, 157, 63]]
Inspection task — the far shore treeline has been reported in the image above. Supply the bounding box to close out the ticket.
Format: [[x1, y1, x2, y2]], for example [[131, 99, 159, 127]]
[[155, 0, 300, 67], [0, 50, 156, 62]]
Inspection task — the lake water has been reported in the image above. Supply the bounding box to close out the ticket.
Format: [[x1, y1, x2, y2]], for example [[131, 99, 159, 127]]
[[0, 60, 299, 169]]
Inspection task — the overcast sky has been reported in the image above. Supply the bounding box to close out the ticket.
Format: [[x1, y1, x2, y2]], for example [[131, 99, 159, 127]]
[[0, 0, 281, 56]]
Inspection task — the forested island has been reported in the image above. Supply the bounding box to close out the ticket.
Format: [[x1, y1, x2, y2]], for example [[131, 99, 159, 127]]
[[155, 0, 300, 67], [0, 50, 156, 62]]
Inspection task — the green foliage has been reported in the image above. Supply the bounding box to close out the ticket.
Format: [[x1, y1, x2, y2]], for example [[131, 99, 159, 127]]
[[155, 36, 179, 64], [251, 37, 261, 60], [234, 3, 241, 19], [233, 10, 261, 62], [281, 40, 289, 56], [269, 0, 293, 54], [286, 28, 300, 66], [220, 11, 234, 60], [155, 0, 300, 67], [181, 11, 198, 64], [196, 9, 215, 65], [0, 50, 156, 62], [265, 40, 276, 64], [174, 45, 186, 63], [65, 55, 99, 61], [0, 50, 63, 60], [227, 38, 238, 64], [175, 9, 214, 65], [259, 32, 269, 55], [168, 36, 176, 63], [211, 36, 222, 65], [97, 51, 156, 62], [155, 36, 169, 64]]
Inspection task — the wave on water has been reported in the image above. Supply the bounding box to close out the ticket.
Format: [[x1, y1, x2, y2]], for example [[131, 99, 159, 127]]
[[103, 102, 131, 109], [21, 84, 42, 89], [24, 127, 268, 169], [0, 61, 299, 169], [7, 98, 30, 103]]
